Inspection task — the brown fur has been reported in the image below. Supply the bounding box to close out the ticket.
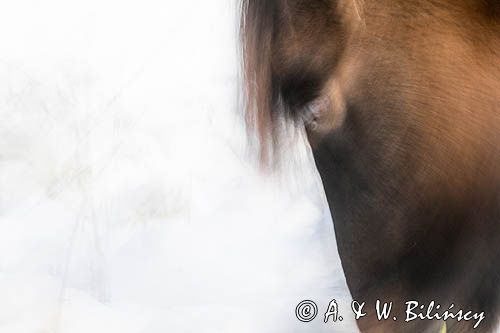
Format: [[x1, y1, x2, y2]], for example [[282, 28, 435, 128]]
[[241, 0, 500, 332]]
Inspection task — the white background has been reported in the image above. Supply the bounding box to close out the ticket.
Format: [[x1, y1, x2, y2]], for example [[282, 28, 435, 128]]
[[0, 1, 356, 332]]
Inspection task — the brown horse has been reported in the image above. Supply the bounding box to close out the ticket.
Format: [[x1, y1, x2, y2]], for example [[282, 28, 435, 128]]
[[240, 0, 500, 332]]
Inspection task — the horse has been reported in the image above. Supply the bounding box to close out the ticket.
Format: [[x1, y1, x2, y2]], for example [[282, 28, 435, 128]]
[[240, 0, 500, 332]]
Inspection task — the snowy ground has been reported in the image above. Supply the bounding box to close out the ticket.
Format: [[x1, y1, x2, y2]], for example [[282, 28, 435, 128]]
[[0, 1, 357, 332]]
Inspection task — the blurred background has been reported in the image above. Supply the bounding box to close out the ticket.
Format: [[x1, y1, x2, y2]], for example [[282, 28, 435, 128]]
[[0, 1, 356, 332]]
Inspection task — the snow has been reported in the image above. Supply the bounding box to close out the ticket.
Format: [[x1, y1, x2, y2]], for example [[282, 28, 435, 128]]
[[0, 0, 357, 332]]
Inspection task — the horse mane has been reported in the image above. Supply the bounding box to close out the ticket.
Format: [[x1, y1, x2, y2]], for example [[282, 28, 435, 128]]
[[240, 0, 282, 165]]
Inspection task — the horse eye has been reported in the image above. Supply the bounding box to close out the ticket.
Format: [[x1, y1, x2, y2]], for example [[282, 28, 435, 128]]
[[302, 97, 330, 131]]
